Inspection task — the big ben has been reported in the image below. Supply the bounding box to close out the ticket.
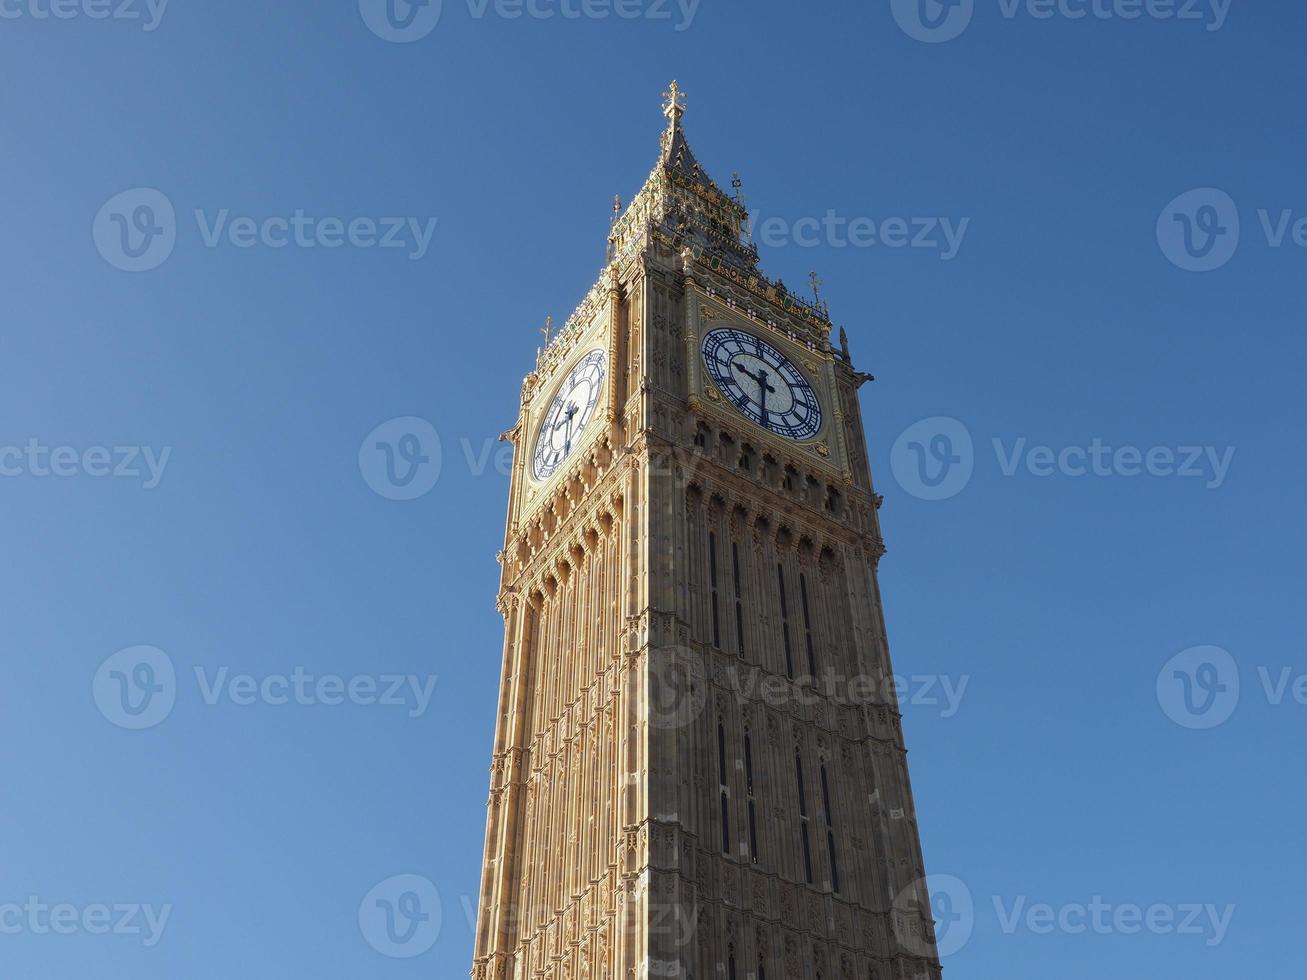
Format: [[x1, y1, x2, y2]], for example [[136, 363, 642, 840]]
[[472, 84, 944, 980]]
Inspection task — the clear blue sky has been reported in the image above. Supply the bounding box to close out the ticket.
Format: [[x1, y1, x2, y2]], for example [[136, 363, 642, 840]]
[[2, 1, 1303, 977]]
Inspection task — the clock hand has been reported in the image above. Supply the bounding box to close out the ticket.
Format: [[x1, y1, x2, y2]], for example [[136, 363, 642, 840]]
[[757, 368, 774, 425], [733, 362, 764, 405], [553, 403, 579, 430], [734, 362, 777, 419], [562, 403, 582, 451]]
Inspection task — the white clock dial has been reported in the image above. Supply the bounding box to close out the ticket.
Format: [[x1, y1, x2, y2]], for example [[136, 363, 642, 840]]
[[701, 328, 823, 440], [532, 349, 607, 481]]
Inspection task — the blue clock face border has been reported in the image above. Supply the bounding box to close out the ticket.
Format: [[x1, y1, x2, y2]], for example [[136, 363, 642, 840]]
[[701, 327, 823, 441], [531, 349, 607, 482]]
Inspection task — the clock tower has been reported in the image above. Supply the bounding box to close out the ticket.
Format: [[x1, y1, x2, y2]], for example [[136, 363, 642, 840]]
[[472, 84, 944, 980]]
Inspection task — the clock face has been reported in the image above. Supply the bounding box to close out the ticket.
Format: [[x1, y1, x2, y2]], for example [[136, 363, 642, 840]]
[[701, 327, 823, 440], [532, 349, 607, 481]]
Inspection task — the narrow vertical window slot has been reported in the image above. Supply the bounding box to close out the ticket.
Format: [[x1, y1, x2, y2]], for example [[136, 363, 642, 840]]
[[718, 722, 730, 854], [709, 531, 721, 649], [778, 563, 794, 679], [796, 751, 813, 884], [821, 763, 840, 894], [745, 731, 759, 865], [733, 542, 745, 658], [800, 572, 816, 678]]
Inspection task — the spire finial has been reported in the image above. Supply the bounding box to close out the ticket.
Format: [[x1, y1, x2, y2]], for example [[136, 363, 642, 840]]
[[540, 315, 553, 346], [607, 196, 623, 262], [663, 80, 686, 125], [809, 271, 831, 317]]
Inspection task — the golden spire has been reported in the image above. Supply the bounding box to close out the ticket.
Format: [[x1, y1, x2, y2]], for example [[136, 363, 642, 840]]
[[662, 80, 686, 126]]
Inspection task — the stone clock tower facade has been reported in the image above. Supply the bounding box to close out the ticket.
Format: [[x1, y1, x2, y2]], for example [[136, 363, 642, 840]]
[[472, 85, 944, 980]]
